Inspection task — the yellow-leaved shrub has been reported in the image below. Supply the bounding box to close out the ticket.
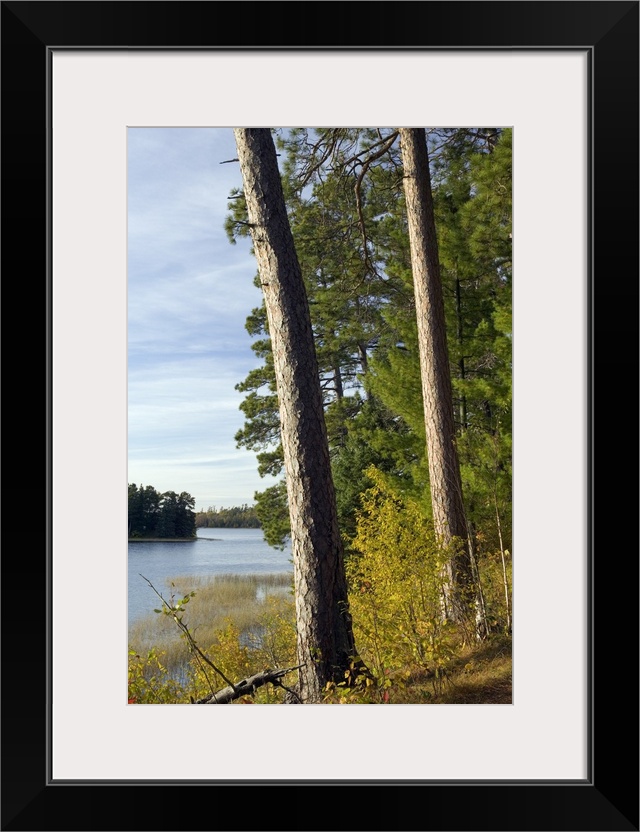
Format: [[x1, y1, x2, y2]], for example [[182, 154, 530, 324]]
[[346, 467, 456, 688], [128, 647, 189, 704]]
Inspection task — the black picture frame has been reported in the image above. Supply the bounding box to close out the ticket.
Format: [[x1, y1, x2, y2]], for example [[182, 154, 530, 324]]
[[2, 2, 637, 830]]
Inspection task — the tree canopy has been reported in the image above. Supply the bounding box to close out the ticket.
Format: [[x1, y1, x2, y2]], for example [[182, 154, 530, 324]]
[[229, 128, 512, 576]]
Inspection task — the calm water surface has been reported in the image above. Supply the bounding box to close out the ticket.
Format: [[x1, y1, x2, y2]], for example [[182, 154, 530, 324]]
[[128, 527, 292, 625]]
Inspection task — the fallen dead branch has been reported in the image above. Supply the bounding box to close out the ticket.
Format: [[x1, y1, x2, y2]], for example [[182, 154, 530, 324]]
[[194, 665, 303, 704]]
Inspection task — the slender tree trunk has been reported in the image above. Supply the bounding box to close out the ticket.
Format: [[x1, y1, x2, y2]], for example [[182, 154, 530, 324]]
[[333, 362, 344, 400], [491, 432, 511, 634], [358, 341, 369, 376], [233, 128, 359, 702], [455, 274, 468, 430], [466, 517, 490, 638], [399, 128, 476, 627], [495, 497, 511, 634]]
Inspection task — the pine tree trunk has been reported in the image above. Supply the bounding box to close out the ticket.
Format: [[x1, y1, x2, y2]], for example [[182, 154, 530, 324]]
[[233, 128, 358, 702], [399, 128, 476, 625]]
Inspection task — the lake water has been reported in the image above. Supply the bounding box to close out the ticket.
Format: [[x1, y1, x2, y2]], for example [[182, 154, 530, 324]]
[[128, 527, 292, 626]]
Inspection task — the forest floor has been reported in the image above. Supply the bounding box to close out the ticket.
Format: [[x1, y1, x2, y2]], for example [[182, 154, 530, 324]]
[[384, 634, 512, 705]]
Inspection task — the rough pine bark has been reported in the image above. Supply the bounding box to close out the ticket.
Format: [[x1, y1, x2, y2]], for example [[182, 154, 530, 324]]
[[399, 128, 476, 625], [233, 128, 359, 702]]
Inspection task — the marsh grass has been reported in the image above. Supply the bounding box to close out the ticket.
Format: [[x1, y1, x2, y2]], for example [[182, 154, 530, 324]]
[[129, 572, 294, 684]]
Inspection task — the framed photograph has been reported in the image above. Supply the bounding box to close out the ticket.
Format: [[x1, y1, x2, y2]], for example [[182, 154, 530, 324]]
[[3, 2, 637, 829]]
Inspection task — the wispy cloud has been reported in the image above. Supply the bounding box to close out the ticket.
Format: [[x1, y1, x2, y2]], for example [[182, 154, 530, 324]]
[[128, 127, 277, 509]]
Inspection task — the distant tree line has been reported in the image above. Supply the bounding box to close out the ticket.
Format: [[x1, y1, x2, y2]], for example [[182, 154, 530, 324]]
[[128, 484, 196, 539], [195, 504, 261, 528]]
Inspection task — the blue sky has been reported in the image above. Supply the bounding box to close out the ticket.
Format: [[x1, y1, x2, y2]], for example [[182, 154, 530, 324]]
[[128, 127, 277, 511]]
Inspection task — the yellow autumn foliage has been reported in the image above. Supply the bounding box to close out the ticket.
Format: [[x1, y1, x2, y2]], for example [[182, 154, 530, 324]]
[[346, 467, 456, 684]]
